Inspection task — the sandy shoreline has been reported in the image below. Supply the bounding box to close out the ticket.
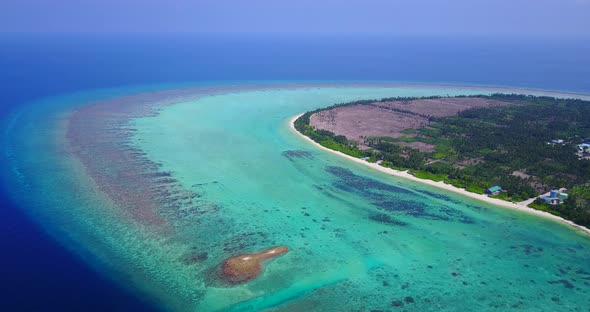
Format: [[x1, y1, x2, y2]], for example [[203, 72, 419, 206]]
[[289, 114, 590, 236]]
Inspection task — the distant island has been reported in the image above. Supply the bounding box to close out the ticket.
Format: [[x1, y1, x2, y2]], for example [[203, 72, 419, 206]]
[[293, 94, 590, 229]]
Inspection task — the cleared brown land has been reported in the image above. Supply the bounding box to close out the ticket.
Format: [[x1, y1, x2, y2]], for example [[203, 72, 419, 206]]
[[374, 97, 511, 117], [310, 97, 511, 151]]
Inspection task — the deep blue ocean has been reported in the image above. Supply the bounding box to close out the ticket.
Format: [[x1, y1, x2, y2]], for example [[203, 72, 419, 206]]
[[0, 33, 589, 311]]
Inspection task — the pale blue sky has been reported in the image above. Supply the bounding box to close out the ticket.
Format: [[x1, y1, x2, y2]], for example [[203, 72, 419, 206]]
[[1, 0, 589, 36]]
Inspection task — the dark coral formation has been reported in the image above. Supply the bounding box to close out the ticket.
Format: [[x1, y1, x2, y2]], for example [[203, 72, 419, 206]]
[[417, 189, 453, 202], [369, 212, 407, 226], [220, 246, 289, 284], [282, 150, 314, 161], [375, 200, 474, 223], [391, 300, 403, 307], [222, 232, 271, 254], [325, 166, 413, 195], [510, 245, 544, 256], [181, 252, 208, 265], [548, 279, 574, 289], [325, 166, 474, 224]]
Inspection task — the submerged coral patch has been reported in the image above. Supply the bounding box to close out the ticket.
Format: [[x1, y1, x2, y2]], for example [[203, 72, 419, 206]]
[[369, 212, 407, 226], [282, 150, 314, 161], [325, 166, 414, 196], [325, 166, 474, 223]]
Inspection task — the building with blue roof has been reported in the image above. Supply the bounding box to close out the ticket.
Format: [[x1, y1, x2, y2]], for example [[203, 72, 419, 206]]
[[541, 189, 569, 205], [485, 185, 502, 195]]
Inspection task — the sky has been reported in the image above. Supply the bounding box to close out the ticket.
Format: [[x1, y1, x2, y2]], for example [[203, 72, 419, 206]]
[[0, 0, 589, 36]]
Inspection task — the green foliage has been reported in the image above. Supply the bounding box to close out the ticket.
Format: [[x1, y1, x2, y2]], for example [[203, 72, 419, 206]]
[[528, 198, 562, 216], [489, 192, 510, 201], [380, 161, 407, 171], [410, 170, 447, 182], [464, 183, 485, 194], [446, 179, 465, 188], [319, 139, 363, 158], [552, 184, 590, 227], [569, 184, 590, 199], [369, 94, 589, 201]]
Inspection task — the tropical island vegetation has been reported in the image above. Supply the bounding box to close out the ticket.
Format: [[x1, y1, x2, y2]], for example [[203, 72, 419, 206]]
[[294, 94, 590, 227]]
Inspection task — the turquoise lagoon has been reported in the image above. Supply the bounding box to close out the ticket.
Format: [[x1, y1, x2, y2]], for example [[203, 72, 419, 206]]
[[4, 83, 590, 311]]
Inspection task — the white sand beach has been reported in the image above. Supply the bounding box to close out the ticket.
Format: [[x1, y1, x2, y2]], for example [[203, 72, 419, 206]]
[[289, 114, 590, 236]]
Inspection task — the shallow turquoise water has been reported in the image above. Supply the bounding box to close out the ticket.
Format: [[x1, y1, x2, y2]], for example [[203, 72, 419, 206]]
[[131, 86, 590, 311], [4, 84, 590, 311]]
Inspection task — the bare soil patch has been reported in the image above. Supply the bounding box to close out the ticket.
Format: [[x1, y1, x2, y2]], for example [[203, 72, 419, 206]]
[[373, 97, 511, 118], [310, 97, 512, 152]]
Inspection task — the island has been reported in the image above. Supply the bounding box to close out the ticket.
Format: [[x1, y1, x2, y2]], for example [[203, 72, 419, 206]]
[[220, 246, 289, 284], [293, 94, 590, 231]]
